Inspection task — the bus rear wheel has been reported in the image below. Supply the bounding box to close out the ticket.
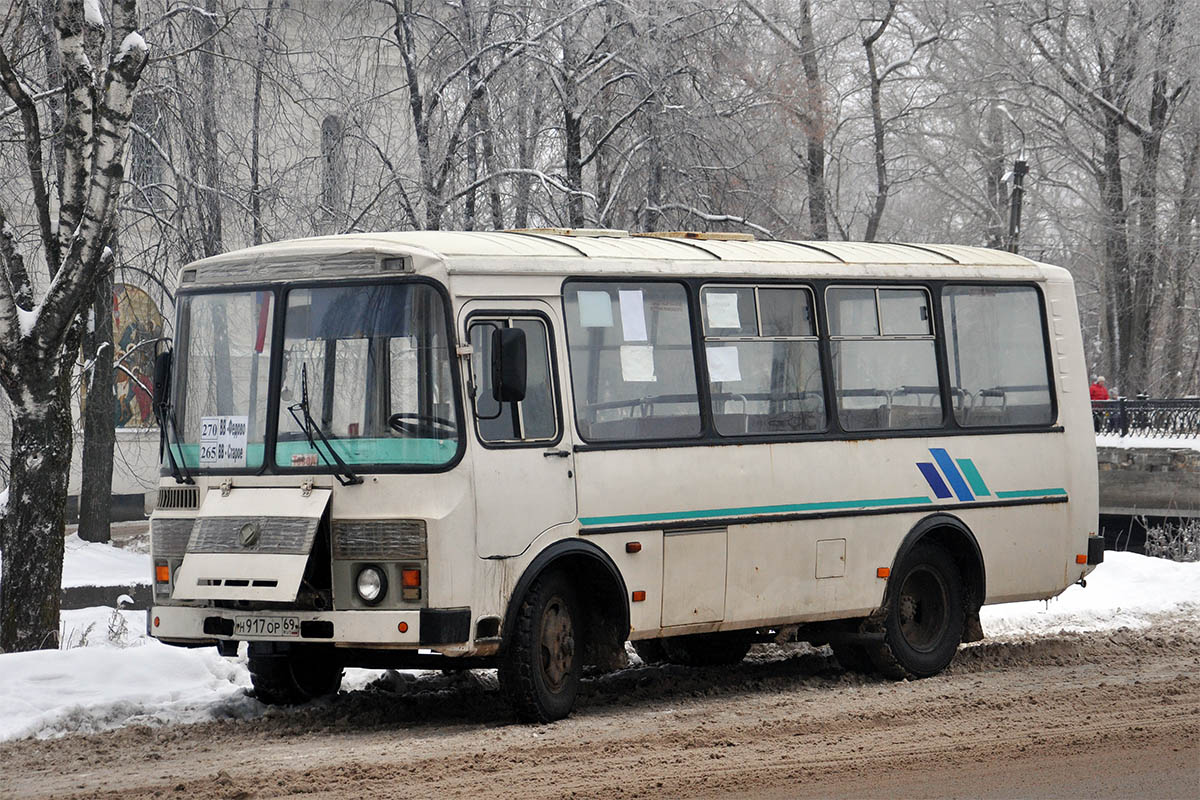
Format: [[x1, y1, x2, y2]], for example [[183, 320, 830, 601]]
[[248, 643, 343, 705], [500, 570, 582, 723], [869, 542, 964, 679]]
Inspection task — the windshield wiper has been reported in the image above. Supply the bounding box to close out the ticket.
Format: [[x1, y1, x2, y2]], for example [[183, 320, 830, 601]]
[[153, 350, 194, 485], [287, 364, 363, 486]]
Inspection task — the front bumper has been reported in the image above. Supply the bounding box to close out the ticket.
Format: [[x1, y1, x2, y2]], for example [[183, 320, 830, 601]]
[[1087, 534, 1105, 565], [148, 605, 471, 647]]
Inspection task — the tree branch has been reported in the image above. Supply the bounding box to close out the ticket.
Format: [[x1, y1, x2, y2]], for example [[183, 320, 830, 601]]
[[0, 42, 60, 277]]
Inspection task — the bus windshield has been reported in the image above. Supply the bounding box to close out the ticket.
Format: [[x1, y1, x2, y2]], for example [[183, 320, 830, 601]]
[[275, 283, 459, 469], [172, 282, 459, 472], [175, 290, 275, 470]]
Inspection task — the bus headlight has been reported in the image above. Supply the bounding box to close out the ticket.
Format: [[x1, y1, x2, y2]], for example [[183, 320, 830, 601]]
[[355, 565, 387, 605]]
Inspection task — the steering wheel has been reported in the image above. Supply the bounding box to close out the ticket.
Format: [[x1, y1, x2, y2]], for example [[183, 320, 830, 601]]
[[388, 412, 457, 438]]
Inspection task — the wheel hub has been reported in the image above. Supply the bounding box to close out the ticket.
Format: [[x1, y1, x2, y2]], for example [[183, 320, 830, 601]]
[[539, 597, 575, 691], [897, 566, 949, 653]]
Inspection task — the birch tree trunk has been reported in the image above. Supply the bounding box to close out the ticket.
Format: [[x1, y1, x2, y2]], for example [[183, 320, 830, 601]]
[[0, 0, 149, 652]]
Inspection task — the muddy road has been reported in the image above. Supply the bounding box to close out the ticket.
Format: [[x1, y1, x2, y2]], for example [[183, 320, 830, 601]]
[[3, 621, 1197, 799]]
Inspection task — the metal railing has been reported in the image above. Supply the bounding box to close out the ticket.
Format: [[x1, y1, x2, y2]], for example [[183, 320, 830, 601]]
[[1093, 398, 1200, 438]]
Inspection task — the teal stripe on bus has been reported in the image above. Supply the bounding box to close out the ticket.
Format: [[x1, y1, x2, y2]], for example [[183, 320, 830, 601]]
[[994, 488, 1068, 499], [578, 495, 933, 528], [956, 458, 991, 497]]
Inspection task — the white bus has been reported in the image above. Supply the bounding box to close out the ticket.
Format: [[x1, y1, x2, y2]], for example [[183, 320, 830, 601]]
[[148, 229, 1102, 722]]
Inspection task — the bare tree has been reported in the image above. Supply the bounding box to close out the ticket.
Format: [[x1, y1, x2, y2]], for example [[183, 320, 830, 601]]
[[0, 0, 149, 652]]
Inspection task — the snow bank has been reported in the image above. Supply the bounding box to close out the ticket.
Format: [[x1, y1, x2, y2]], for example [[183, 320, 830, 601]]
[[0, 533, 150, 588], [0, 606, 391, 741], [0, 609, 256, 741], [0, 552, 1196, 742], [1096, 432, 1200, 451], [61, 533, 150, 587], [981, 550, 1200, 636]]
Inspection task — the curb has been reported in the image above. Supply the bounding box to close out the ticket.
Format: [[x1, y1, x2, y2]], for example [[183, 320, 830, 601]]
[[62, 584, 152, 611]]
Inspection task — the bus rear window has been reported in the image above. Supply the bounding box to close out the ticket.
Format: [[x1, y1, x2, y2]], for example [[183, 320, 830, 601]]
[[564, 282, 701, 442], [943, 285, 1053, 427]]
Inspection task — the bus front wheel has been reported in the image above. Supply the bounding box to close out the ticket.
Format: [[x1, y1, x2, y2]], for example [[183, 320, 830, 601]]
[[869, 542, 964, 679], [500, 570, 582, 723], [247, 643, 343, 705]]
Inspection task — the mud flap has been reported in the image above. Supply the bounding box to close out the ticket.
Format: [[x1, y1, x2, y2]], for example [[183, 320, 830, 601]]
[[172, 487, 331, 603]]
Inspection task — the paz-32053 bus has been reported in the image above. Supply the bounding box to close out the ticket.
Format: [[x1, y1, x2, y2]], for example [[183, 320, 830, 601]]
[[148, 229, 1101, 722]]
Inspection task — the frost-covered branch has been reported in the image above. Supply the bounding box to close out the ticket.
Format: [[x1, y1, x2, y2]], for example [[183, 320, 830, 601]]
[[0, 85, 64, 122], [643, 203, 774, 238]]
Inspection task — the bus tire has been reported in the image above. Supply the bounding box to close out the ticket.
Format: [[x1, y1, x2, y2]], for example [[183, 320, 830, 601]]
[[869, 542, 964, 679], [499, 570, 582, 723], [248, 643, 343, 705], [660, 633, 752, 667]]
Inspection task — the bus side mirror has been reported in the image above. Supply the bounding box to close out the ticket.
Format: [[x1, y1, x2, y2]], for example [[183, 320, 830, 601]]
[[491, 327, 527, 403], [153, 349, 172, 409]]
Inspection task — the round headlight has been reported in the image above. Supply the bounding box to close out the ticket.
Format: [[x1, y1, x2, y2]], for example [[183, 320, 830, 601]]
[[355, 566, 387, 605]]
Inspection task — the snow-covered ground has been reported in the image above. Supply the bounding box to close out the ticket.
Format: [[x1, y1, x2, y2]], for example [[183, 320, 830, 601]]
[[0, 547, 1196, 742], [1095, 432, 1200, 451], [61, 533, 151, 587]]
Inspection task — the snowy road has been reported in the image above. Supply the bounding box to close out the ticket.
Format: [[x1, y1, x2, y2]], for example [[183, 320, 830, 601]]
[[0, 552, 1197, 798], [1, 620, 1197, 799]]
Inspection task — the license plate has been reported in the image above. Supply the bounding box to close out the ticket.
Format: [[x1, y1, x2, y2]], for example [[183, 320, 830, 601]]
[[233, 616, 300, 637]]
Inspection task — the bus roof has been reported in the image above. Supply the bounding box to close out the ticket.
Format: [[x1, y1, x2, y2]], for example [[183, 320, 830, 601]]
[[182, 230, 1045, 285]]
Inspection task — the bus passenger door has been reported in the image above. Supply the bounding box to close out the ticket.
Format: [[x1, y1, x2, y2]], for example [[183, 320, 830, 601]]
[[462, 304, 577, 558]]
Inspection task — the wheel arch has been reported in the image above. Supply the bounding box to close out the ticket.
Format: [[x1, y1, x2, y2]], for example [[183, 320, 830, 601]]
[[889, 513, 986, 618], [500, 539, 631, 659]]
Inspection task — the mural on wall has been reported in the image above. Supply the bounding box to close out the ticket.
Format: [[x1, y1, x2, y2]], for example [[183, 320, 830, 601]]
[[113, 284, 164, 429]]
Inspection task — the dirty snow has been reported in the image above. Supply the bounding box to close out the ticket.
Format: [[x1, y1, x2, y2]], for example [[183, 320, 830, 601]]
[[0, 550, 1196, 742]]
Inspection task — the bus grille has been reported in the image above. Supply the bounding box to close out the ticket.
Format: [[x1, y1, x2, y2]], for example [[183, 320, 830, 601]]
[[188, 516, 319, 554], [332, 520, 427, 559], [151, 518, 196, 558], [157, 486, 199, 510]]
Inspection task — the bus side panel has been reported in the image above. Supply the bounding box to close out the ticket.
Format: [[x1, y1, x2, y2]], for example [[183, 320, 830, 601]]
[[574, 430, 1079, 631]]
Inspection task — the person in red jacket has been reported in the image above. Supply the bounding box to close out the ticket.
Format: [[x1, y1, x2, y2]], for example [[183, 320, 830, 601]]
[[1089, 376, 1110, 401]]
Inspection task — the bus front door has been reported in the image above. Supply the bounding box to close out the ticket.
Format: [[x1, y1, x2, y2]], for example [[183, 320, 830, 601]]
[[463, 303, 578, 558]]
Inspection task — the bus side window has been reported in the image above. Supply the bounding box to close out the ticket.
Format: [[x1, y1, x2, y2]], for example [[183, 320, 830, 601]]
[[701, 285, 826, 436], [468, 317, 558, 444], [563, 282, 701, 442], [942, 285, 1053, 427], [827, 286, 942, 432]]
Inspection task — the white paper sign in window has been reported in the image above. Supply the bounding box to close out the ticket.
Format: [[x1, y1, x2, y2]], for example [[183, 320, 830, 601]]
[[577, 290, 614, 328], [618, 290, 648, 341], [706, 345, 742, 382], [619, 345, 657, 382], [705, 292, 742, 329], [199, 415, 249, 467]]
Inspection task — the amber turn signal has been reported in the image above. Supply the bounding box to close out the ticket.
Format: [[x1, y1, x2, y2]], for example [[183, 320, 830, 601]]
[[1076, 554, 1088, 564], [401, 568, 421, 588], [631, 590, 646, 602], [876, 567, 890, 578], [626, 542, 642, 553], [397, 621, 409, 633], [155, 564, 170, 583]]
